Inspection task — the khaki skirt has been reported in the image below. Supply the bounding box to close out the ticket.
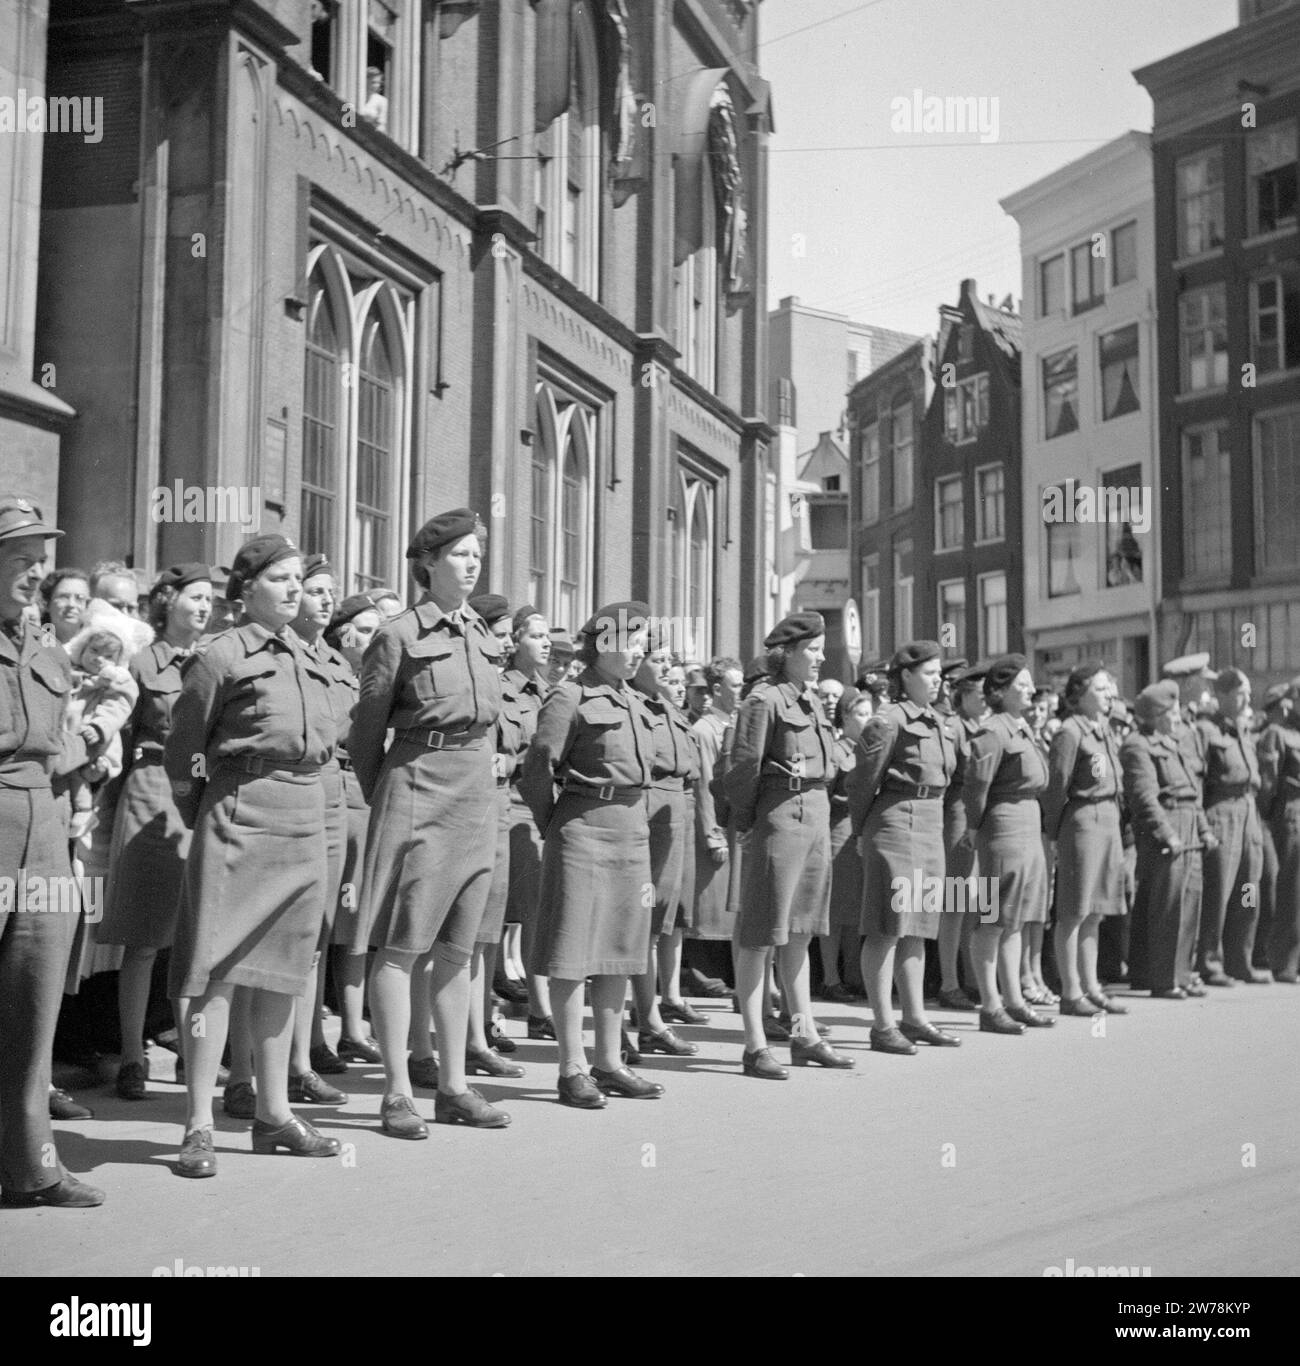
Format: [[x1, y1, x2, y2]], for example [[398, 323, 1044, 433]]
[[860, 794, 944, 941], [737, 786, 831, 949], [976, 798, 1048, 933]]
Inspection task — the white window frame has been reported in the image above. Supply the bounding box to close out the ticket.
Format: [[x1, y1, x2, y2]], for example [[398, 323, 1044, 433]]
[[1176, 147, 1225, 259], [934, 475, 964, 552], [532, 377, 598, 633], [937, 578, 966, 658], [862, 554, 880, 661], [890, 397, 914, 511], [1250, 273, 1300, 375], [860, 421, 880, 525], [974, 462, 1005, 545], [978, 570, 1008, 657], [1179, 284, 1228, 393], [671, 464, 717, 660]]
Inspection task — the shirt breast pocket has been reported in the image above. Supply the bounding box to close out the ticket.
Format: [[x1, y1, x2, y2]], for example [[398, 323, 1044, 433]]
[[228, 663, 280, 720], [776, 710, 815, 771], [578, 700, 626, 763], [407, 638, 457, 701]]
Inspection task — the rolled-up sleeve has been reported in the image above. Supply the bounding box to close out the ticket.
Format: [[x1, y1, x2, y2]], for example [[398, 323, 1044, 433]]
[[722, 693, 771, 835], [847, 712, 896, 838], [1041, 723, 1082, 840], [349, 624, 403, 801], [518, 682, 579, 837], [164, 648, 223, 828]]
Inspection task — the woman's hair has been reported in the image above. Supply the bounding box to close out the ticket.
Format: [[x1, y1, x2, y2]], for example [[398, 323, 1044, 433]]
[[836, 688, 871, 727], [762, 644, 791, 678], [1061, 664, 1107, 715], [145, 583, 177, 634], [38, 567, 90, 616]]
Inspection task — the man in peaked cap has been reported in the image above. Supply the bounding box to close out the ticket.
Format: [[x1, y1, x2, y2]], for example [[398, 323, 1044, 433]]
[[0, 496, 105, 1208]]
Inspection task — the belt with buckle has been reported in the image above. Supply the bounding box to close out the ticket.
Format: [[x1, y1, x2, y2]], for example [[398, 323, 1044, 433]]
[[883, 782, 942, 800], [335, 752, 353, 772], [395, 725, 490, 750], [561, 780, 646, 801], [132, 743, 165, 765], [223, 755, 323, 777], [1206, 784, 1250, 802], [759, 774, 826, 793]]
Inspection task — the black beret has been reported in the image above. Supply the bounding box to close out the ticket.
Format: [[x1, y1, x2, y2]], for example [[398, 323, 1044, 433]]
[[743, 655, 769, 686], [331, 594, 379, 630], [227, 534, 299, 601], [939, 657, 969, 679], [579, 600, 650, 642], [406, 507, 480, 559], [511, 604, 544, 635], [366, 587, 401, 607], [1214, 667, 1249, 695], [154, 562, 212, 593], [983, 653, 1030, 693], [890, 640, 942, 672], [303, 553, 333, 580], [763, 611, 825, 650], [952, 663, 988, 688], [468, 593, 510, 626]]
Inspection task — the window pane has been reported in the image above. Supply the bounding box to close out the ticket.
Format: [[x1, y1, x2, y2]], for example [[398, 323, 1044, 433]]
[[1046, 488, 1083, 598], [1256, 408, 1300, 573], [1040, 255, 1064, 316], [1043, 348, 1079, 439], [1102, 464, 1144, 586], [301, 279, 341, 568], [1100, 324, 1140, 420], [1176, 148, 1224, 257], [938, 580, 966, 658], [936, 476, 963, 551], [1180, 285, 1228, 391], [980, 573, 1007, 655], [1248, 122, 1298, 236], [1112, 221, 1137, 285], [861, 424, 880, 524], [355, 318, 395, 590], [976, 465, 1005, 542], [1181, 425, 1231, 577], [891, 400, 913, 509]]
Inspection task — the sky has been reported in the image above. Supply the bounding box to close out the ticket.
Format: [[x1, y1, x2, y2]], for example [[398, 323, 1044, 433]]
[[758, 0, 1238, 338]]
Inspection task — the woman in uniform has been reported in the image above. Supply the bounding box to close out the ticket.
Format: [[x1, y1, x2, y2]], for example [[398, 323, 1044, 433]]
[[164, 535, 342, 1177], [628, 635, 701, 1061], [462, 592, 526, 1078], [1043, 663, 1128, 1017], [1258, 679, 1300, 981], [819, 689, 873, 1003], [1121, 681, 1217, 997], [725, 612, 853, 1080], [848, 641, 961, 1056], [518, 601, 661, 1108], [501, 607, 553, 1040], [348, 509, 509, 1138], [961, 655, 1055, 1034], [321, 594, 384, 1062], [99, 564, 212, 1101]]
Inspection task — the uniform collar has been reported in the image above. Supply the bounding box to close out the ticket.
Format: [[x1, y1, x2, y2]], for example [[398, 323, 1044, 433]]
[[503, 666, 544, 696], [578, 667, 631, 706], [414, 596, 477, 633], [237, 620, 297, 655], [898, 698, 936, 723]]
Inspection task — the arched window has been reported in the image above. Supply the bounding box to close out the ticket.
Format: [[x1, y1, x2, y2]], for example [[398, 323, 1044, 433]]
[[302, 278, 344, 566], [533, 378, 595, 633], [299, 247, 412, 593], [355, 310, 396, 590], [672, 466, 715, 659]]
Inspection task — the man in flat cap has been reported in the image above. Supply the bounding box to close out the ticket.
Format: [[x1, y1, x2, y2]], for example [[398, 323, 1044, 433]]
[[1121, 681, 1217, 999], [0, 496, 105, 1207], [1195, 668, 1268, 984]]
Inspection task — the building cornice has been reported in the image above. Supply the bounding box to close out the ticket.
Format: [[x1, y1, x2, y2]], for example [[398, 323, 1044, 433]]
[[1133, 8, 1300, 97], [1000, 132, 1150, 221]]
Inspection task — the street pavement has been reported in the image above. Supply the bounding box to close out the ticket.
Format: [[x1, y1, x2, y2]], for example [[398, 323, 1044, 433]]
[[5, 984, 1297, 1278]]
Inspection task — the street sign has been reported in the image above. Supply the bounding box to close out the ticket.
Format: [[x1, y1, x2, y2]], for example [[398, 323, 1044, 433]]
[[843, 597, 862, 669]]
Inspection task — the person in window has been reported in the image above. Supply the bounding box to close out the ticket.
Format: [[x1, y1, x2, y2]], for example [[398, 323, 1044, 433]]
[[1196, 668, 1267, 985], [461, 593, 526, 1080], [1258, 677, 1300, 982], [849, 641, 961, 1056], [627, 632, 701, 1062], [98, 564, 212, 1103], [1044, 664, 1128, 1017], [518, 602, 662, 1108], [348, 510, 509, 1137], [500, 606, 554, 1042], [726, 612, 854, 1080], [1121, 681, 1217, 998], [361, 66, 388, 134], [960, 655, 1056, 1034], [164, 535, 343, 1178]]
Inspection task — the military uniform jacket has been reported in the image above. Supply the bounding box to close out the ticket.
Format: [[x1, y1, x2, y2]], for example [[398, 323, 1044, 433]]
[[848, 699, 956, 839], [518, 669, 656, 834], [829, 734, 856, 821], [1258, 722, 1300, 820], [941, 713, 978, 846], [645, 693, 701, 788], [0, 618, 90, 788], [305, 636, 358, 755], [692, 707, 730, 851], [723, 677, 835, 834], [163, 622, 337, 825], [349, 599, 503, 801], [963, 711, 1048, 835], [122, 640, 191, 763], [1120, 728, 1212, 849], [499, 667, 545, 783], [1041, 713, 1122, 840], [1196, 715, 1260, 807]]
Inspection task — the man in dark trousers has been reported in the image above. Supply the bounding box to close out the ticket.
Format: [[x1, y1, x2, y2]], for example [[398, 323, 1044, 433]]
[[0, 496, 105, 1207]]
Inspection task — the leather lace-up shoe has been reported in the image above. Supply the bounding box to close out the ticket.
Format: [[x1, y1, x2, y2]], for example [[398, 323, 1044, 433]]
[[380, 1094, 428, 1139], [49, 1088, 94, 1121], [869, 1025, 917, 1055], [1085, 991, 1128, 1014], [465, 1047, 525, 1078], [527, 1015, 558, 1040], [309, 1042, 347, 1074], [1059, 995, 1102, 1017], [115, 1061, 148, 1100], [250, 1115, 341, 1156], [979, 1008, 1026, 1035], [638, 1026, 699, 1057], [1201, 970, 1234, 987], [337, 1035, 383, 1064], [288, 1070, 346, 1105], [2, 1174, 106, 1207], [487, 1021, 517, 1053], [222, 1081, 257, 1119], [898, 1021, 961, 1047], [1006, 1004, 1055, 1028], [591, 1065, 664, 1098], [407, 1056, 440, 1089], [176, 1127, 217, 1179], [558, 1072, 607, 1108], [659, 999, 708, 1025], [741, 1047, 788, 1079], [434, 1087, 511, 1127], [937, 987, 981, 1011], [790, 1037, 854, 1068]]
